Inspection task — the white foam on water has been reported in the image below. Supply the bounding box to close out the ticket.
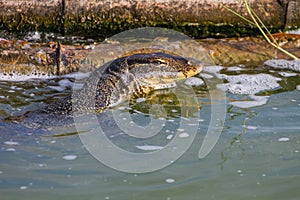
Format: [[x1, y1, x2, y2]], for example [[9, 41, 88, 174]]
[[48, 86, 65, 92], [4, 141, 20, 145], [0, 73, 57, 81], [199, 73, 214, 79], [203, 66, 223, 74], [47, 79, 75, 91], [287, 29, 300, 34], [24, 31, 41, 41], [230, 95, 269, 108], [278, 72, 297, 77], [20, 186, 28, 190], [58, 79, 74, 88], [178, 132, 189, 138], [62, 155, 78, 160], [165, 178, 175, 183], [297, 85, 300, 91], [226, 66, 243, 71], [243, 125, 257, 130], [278, 137, 290, 142], [264, 59, 300, 72], [117, 106, 127, 111], [197, 118, 205, 122], [6, 148, 16, 152], [166, 134, 173, 140], [218, 74, 281, 94], [184, 77, 204, 86], [135, 145, 163, 151], [136, 98, 146, 103], [0, 71, 90, 82], [63, 72, 91, 80]]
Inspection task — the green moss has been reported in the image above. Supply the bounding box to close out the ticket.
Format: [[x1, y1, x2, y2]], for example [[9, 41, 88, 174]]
[[0, 14, 284, 41]]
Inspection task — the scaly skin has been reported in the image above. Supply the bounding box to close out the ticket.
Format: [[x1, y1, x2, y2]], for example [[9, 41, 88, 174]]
[[42, 52, 202, 115]]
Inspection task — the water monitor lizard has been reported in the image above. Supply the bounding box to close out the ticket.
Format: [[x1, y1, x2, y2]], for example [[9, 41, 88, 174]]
[[4, 52, 202, 128]]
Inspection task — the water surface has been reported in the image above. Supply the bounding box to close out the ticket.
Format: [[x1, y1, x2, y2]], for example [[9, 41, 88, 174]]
[[0, 63, 299, 200]]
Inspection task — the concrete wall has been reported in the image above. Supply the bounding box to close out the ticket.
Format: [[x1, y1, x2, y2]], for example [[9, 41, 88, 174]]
[[0, 0, 299, 38]]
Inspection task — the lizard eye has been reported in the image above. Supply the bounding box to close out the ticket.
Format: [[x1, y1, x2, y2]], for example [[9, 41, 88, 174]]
[[153, 59, 167, 65]]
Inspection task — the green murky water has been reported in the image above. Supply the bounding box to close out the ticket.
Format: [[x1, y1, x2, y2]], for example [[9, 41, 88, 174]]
[[0, 63, 300, 200]]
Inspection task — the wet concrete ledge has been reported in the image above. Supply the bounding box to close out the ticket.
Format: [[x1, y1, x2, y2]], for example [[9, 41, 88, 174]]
[[0, 33, 299, 76], [0, 0, 299, 38]]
